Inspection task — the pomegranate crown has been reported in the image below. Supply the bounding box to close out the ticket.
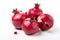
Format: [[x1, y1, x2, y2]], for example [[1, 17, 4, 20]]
[[12, 8, 19, 14], [35, 3, 40, 8]]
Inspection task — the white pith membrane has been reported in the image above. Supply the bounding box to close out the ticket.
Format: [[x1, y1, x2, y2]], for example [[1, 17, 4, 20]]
[[37, 16, 42, 23]]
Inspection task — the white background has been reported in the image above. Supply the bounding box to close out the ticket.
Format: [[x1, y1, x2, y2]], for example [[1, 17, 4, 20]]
[[0, 0, 60, 40]]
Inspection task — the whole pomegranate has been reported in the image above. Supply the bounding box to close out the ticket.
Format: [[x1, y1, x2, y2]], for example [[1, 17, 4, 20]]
[[22, 18, 39, 35], [12, 8, 27, 30], [37, 14, 54, 31], [27, 3, 43, 18]]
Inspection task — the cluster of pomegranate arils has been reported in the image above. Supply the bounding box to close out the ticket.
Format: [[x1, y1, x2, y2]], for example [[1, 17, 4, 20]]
[[12, 3, 54, 35]]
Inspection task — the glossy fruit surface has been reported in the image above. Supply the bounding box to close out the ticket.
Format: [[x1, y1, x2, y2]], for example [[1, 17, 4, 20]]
[[37, 14, 54, 31], [27, 3, 43, 17], [22, 18, 39, 35], [12, 9, 27, 30]]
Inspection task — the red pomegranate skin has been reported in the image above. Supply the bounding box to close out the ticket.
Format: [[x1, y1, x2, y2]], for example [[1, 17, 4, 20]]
[[38, 14, 54, 31], [22, 18, 39, 35], [12, 10, 27, 30], [27, 3, 43, 17]]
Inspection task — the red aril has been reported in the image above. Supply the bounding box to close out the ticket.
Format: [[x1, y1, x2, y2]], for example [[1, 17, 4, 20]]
[[14, 31, 18, 35]]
